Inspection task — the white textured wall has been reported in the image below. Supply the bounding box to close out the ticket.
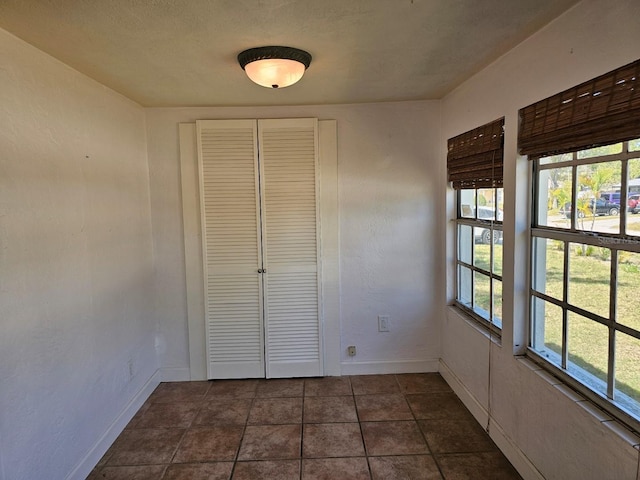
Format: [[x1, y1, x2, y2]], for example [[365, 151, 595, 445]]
[[144, 101, 442, 379], [441, 0, 640, 478], [0, 29, 157, 480]]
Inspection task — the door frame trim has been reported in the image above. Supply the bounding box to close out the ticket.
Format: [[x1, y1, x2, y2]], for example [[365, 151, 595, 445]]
[[179, 119, 340, 379]]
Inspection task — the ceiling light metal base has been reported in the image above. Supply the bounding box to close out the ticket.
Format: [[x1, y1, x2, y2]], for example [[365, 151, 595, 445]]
[[238, 46, 312, 70]]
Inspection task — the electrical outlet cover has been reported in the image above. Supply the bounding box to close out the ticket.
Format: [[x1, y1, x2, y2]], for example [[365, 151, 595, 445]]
[[378, 315, 390, 332]]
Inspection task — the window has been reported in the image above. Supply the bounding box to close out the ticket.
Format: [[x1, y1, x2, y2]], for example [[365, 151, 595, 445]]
[[521, 59, 640, 429], [449, 118, 504, 331], [456, 187, 504, 329]]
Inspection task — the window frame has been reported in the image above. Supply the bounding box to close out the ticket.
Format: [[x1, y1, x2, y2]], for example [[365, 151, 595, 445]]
[[454, 187, 504, 334], [528, 140, 640, 433]]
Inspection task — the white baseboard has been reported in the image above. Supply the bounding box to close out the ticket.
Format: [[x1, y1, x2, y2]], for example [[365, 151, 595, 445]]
[[160, 362, 440, 380], [438, 360, 489, 427], [65, 369, 161, 480], [488, 417, 545, 480], [439, 360, 544, 480], [160, 367, 192, 382], [340, 359, 439, 376]]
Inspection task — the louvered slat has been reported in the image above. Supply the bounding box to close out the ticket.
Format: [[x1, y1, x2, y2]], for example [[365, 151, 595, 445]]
[[197, 120, 264, 379], [259, 119, 322, 378]]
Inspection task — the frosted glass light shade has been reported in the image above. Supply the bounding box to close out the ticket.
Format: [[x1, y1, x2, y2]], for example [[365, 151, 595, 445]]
[[238, 46, 312, 89], [244, 58, 306, 89]]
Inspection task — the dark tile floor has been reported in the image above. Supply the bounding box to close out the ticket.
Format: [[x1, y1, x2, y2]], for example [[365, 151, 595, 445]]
[[88, 374, 522, 479]]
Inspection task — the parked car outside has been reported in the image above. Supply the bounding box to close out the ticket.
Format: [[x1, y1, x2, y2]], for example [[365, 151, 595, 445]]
[[561, 198, 620, 218], [628, 194, 640, 214], [474, 206, 503, 244], [600, 191, 621, 204]]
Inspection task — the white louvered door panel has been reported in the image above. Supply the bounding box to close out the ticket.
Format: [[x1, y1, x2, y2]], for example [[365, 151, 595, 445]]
[[197, 120, 265, 379], [258, 118, 322, 378]]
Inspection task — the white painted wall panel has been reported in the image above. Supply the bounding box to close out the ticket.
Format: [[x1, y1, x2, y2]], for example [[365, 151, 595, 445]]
[[0, 29, 156, 480]]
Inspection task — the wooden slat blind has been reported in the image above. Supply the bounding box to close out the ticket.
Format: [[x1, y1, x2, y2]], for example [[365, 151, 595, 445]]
[[519, 59, 640, 158], [447, 118, 504, 189]]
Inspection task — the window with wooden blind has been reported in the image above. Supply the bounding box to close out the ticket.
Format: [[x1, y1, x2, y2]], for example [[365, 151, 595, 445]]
[[523, 59, 640, 431], [449, 118, 505, 331]]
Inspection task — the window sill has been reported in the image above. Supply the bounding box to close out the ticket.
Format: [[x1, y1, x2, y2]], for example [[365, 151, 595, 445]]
[[522, 351, 640, 444]]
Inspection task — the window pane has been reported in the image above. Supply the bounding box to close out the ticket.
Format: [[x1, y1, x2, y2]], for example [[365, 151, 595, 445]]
[[493, 279, 502, 328], [457, 265, 472, 308], [567, 312, 608, 396], [617, 252, 640, 331], [492, 229, 503, 276], [538, 166, 572, 229], [459, 189, 475, 218], [568, 242, 610, 319], [577, 143, 623, 159], [458, 224, 473, 265], [473, 242, 490, 272], [630, 139, 640, 152], [615, 331, 640, 418], [531, 297, 563, 367], [626, 158, 640, 236], [532, 238, 564, 300], [473, 272, 491, 320], [540, 152, 573, 165], [477, 188, 495, 215], [457, 186, 501, 330], [473, 188, 503, 222], [576, 161, 621, 235], [474, 226, 497, 246]]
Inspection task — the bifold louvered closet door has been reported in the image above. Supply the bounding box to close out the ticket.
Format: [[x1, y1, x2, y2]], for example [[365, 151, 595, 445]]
[[197, 118, 322, 379]]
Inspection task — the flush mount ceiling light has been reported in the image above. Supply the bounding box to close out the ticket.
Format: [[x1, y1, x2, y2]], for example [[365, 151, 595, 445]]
[[238, 46, 312, 89]]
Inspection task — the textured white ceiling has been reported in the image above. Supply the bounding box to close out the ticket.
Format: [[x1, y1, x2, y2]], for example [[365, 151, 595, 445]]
[[0, 0, 579, 107]]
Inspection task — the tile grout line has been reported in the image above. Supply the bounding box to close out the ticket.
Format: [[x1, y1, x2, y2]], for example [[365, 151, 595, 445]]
[[229, 380, 258, 479], [350, 375, 374, 480], [402, 377, 447, 480], [162, 381, 212, 478]]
